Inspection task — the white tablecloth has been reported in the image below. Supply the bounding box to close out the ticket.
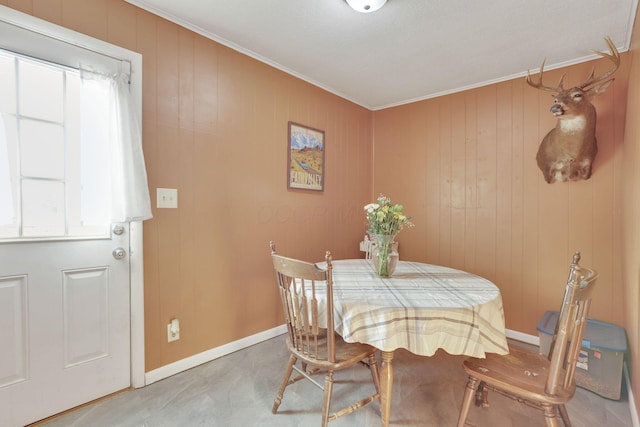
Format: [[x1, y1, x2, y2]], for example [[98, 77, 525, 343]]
[[318, 259, 509, 358]]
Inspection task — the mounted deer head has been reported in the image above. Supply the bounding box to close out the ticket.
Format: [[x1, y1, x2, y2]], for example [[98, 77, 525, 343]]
[[526, 36, 619, 184]]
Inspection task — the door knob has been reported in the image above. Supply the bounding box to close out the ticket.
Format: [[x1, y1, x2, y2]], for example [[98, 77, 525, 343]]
[[112, 247, 127, 260]]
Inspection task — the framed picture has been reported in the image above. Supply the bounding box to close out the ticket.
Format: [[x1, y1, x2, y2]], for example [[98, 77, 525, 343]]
[[287, 121, 325, 191]]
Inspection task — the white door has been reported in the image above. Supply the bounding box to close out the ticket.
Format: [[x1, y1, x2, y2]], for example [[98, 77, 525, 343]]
[[0, 228, 131, 427], [0, 10, 146, 424]]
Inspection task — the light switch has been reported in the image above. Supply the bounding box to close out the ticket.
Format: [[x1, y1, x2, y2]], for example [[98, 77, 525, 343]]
[[157, 188, 178, 209]]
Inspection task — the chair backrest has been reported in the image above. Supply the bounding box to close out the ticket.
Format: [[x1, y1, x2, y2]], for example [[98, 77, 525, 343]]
[[364, 235, 374, 259], [270, 241, 337, 363], [545, 251, 598, 396]]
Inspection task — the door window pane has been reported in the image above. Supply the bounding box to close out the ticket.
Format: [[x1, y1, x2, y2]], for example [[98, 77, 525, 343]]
[[0, 50, 110, 239], [19, 60, 63, 122], [0, 55, 15, 114], [20, 119, 65, 179], [0, 114, 18, 237], [22, 179, 65, 237]]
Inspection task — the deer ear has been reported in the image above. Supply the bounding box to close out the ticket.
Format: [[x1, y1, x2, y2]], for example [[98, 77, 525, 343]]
[[587, 79, 615, 96]]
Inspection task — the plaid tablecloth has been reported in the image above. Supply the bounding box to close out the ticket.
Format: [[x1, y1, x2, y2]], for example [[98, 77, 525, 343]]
[[317, 259, 509, 358]]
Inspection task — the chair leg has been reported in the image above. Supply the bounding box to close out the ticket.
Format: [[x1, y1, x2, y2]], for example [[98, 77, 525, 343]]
[[542, 404, 562, 427], [457, 376, 479, 427], [321, 371, 335, 427], [272, 354, 297, 414], [558, 404, 572, 427], [367, 354, 381, 394], [475, 382, 490, 408]]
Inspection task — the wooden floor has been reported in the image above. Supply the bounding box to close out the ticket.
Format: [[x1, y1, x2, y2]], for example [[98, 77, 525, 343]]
[[36, 336, 633, 427]]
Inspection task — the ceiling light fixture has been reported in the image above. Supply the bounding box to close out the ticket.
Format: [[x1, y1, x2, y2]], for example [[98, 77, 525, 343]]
[[346, 0, 387, 13]]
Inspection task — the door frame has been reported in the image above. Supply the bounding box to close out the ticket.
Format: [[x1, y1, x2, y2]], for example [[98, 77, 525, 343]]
[[130, 221, 145, 388], [0, 5, 146, 389]]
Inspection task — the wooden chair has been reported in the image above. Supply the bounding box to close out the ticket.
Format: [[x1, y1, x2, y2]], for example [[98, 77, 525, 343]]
[[363, 235, 374, 259], [457, 251, 598, 427], [269, 241, 381, 427], [363, 235, 398, 260]]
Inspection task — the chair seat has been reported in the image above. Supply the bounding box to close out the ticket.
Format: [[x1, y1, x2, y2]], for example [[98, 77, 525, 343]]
[[457, 252, 596, 427], [287, 331, 378, 371], [463, 343, 575, 405]]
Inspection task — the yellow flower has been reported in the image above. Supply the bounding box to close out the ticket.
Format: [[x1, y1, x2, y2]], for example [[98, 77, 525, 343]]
[[364, 194, 414, 235]]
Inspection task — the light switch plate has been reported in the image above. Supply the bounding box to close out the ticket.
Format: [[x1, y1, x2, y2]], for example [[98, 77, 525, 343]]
[[157, 188, 178, 208]]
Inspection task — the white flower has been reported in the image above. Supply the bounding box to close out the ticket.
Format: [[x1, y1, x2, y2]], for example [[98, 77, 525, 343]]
[[364, 203, 380, 212]]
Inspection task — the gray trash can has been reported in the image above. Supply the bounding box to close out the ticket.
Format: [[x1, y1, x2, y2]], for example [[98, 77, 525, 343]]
[[537, 310, 627, 400]]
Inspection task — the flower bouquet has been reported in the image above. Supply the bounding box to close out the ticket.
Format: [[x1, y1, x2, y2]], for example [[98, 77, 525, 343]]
[[364, 195, 414, 276]]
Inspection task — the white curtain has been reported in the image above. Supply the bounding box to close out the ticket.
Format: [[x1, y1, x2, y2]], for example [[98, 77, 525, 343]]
[[81, 67, 152, 223]]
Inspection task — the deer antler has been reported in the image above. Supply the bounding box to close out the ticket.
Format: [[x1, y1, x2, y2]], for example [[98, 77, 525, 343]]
[[526, 36, 619, 93], [526, 59, 567, 93], [578, 36, 620, 89]]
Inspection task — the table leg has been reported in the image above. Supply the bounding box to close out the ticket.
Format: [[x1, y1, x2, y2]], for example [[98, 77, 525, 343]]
[[380, 350, 394, 427]]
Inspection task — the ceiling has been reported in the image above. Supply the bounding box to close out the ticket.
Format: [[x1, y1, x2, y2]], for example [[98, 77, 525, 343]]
[[125, 0, 638, 110]]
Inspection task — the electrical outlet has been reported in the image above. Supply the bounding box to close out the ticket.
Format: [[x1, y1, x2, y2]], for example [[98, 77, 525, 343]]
[[157, 188, 178, 209], [167, 318, 180, 342]]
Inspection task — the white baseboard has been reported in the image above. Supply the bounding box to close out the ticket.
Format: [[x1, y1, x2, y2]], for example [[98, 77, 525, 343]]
[[505, 328, 540, 346], [144, 324, 287, 385]]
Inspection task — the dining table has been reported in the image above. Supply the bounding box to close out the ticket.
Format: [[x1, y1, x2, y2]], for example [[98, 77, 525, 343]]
[[316, 258, 509, 427]]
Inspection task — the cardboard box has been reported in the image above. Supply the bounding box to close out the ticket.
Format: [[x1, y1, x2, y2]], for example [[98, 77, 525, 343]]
[[537, 311, 627, 400]]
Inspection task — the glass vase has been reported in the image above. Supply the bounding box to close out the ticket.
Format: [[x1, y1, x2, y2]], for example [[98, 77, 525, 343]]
[[371, 233, 399, 277]]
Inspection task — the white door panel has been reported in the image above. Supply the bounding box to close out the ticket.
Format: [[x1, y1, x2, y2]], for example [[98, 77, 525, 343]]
[[0, 227, 130, 427]]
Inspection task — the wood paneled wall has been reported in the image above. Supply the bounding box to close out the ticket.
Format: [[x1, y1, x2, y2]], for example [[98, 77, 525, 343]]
[[2, 0, 373, 371], [373, 56, 629, 335], [132, 7, 374, 371], [622, 4, 640, 415]]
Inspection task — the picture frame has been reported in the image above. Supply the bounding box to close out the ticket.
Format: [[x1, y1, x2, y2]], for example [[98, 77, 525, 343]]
[[287, 121, 325, 191]]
